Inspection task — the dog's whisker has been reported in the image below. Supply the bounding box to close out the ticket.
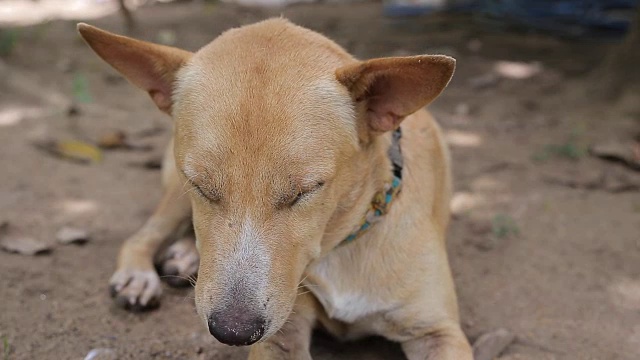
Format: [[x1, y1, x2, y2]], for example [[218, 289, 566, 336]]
[[297, 284, 319, 289], [159, 274, 198, 288], [297, 274, 309, 287], [177, 186, 199, 200]]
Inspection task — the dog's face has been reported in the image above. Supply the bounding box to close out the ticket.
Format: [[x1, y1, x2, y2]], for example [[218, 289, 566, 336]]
[[172, 43, 359, 343], [78, 19, 454, 346]]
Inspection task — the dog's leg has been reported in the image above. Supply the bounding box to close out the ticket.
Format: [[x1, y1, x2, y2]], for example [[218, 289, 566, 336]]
[[390, 231, 472, 360], [110, 139, 192, 311], [109, 186, 191, 310], [401, 322, 473, 360], [248, 292, 318, 360]]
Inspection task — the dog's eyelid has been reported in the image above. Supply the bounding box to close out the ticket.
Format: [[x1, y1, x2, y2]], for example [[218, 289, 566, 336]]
[[181, 170, 222, 202], [192, 184, 207, 199], [190, 182, 222, 203], [192, 184, 214, 201], [287, 180, 325, 208]]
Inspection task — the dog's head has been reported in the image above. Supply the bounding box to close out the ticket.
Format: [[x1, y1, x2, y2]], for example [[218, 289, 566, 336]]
[[78, 19, 454, 346]]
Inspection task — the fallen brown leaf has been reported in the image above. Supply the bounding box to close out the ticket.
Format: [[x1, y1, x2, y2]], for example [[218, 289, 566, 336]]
[[97, 130, 127, 149]]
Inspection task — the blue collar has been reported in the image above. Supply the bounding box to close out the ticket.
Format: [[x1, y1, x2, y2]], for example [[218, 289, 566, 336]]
[[341, 128, 403, 244]]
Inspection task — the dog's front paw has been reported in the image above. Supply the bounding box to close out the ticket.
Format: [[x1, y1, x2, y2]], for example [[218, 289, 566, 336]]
[[157, 236, 199, 288], [109, 268, 162, 312]]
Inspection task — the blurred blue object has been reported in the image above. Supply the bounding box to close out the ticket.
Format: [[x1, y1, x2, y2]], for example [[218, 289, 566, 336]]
[[384, 0, 640, 37], [476, 0, 639, 36]]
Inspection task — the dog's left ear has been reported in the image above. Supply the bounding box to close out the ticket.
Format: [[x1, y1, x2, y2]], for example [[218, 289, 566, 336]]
[[77, 23, 192, 114], [336, 55, 455, 134]]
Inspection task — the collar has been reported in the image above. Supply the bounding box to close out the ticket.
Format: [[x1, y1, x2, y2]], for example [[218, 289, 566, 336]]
[[341, 128, 403, 244]]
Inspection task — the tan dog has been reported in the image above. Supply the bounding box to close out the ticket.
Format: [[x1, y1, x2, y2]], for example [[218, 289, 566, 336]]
[[78, 19, 472, 359]]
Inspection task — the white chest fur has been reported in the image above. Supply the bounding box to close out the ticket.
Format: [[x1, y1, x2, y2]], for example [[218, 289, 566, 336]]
[[304, 252, 396, 324]]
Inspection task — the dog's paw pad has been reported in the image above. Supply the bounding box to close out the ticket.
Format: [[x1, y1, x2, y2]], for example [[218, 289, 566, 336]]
[[109, 269, 162, 312], [158, 236, 199, 288]]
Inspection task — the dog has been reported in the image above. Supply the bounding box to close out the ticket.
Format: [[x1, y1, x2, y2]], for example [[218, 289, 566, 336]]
[[78, 18, 472, 359]]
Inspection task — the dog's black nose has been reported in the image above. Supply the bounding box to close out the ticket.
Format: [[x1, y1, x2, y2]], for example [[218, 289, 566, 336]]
[[207, 310, 266, 346]]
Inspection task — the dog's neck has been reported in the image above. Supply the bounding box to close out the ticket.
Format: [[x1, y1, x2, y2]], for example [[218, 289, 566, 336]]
[[320, 130, 397, 254]]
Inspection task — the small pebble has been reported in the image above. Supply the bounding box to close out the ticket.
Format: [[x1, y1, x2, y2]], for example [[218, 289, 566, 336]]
[[455, 103, 471, 116], [84, 348, 117, 360], [0, 236, 51, 255], [56, 226, 90, 245]]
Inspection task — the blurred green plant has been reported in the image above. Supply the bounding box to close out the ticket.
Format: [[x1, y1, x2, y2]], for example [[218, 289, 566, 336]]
[[532, 134, 587, 162], [72, 72, 93, 103], [491, 214, 519, 239], [0, 29, 18, 57], [3, 335, 9, 360], [204, 0, 218, 14]]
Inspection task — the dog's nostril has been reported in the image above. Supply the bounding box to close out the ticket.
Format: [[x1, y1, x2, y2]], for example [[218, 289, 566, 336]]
[[207, 311, 266, 346]]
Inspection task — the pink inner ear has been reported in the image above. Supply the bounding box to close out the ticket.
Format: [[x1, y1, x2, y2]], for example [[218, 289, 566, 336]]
[[119, 56, 175, 113], [366, 74, 411, 132], [366, 103, 403, 133], [150, 90, 172, 113]]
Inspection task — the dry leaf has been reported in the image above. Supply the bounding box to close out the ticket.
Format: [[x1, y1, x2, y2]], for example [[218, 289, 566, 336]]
[[1, 236, 51, 255], [35, 139, 102, 164], [97, 130, 127, 149], [56, 226, 90, 245]]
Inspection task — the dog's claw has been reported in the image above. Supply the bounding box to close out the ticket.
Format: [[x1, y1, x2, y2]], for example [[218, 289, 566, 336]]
[[158, 236, 199, 288], [109, 269, 162, 311]]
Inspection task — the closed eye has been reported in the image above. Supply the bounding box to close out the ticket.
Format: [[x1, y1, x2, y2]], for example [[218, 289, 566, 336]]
[[289, 181, 325, 207], [183, 174, 222, 203]]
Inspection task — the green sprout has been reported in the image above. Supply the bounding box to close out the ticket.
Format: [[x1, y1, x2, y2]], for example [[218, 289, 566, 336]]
[[3, 335, 9, 360], [532, 134, 587, 162], [491, 214, 519, 239], [0, 29, 18, 57], [72, 72, 93, 104]]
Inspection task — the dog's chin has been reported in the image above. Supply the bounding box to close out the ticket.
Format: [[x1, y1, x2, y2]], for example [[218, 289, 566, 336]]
[[259, 301, 296, 342]]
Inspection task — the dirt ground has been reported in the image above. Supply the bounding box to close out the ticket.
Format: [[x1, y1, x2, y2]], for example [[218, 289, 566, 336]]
[[1, 2, 640, 359]]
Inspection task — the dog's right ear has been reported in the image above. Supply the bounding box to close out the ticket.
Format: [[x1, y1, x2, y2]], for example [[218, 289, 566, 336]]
[[77, 23, 192, 114], [336, 55, 455, 135]]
